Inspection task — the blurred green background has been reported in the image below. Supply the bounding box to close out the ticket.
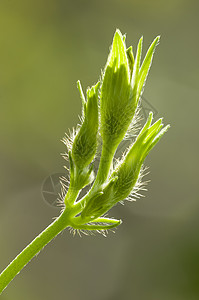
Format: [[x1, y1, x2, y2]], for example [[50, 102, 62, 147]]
[[0, 0, 198, 299]]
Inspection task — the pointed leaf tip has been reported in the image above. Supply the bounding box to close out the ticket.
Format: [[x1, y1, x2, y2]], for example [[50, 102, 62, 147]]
[[77, 80, 86, 105], [136, 35, 160, 101], [115, 28, 122, 36], [108, 29, 128, 70], [155, 35, 161, 43]]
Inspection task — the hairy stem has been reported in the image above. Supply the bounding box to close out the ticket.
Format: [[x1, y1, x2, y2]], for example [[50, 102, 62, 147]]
[[94, 143, 116, 186], [71, 143, 117, 215], [0, 209, 71, 294]]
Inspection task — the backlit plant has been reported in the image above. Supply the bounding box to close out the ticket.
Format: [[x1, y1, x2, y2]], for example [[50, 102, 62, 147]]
[[0, 29, 170, 294]]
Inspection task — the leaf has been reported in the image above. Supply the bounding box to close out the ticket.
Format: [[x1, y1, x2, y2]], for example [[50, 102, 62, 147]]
[[130, 36, 143, 106], [137, 36, 160, 100]]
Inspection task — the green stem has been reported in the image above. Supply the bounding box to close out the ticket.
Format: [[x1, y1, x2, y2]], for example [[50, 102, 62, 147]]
[[0, 209, 71, 294], [64, 184, 80, 206], [94, 142, 116, 186], [71, 142, 117, 216]]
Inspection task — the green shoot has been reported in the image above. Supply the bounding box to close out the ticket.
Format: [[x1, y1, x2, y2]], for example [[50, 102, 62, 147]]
[[0, 29, 170, 294]]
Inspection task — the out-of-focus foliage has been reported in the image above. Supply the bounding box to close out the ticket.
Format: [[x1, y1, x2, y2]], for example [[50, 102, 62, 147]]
[[0, 1, 198, 300]]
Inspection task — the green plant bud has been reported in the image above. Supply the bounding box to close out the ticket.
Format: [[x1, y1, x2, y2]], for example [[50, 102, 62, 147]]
[[110, 112, 170, 202], [81, 112, 170, 220], [100, 29, 133, 147], [100, 29, 160, 150], [0, 30, 171, 293], [72, 81, 100, 170]]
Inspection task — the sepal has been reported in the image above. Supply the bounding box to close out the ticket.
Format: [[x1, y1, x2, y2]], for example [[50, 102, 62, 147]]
[[110, 112, 169, 202], [100, 30, 133, 146], [72, 81, 100, 170]]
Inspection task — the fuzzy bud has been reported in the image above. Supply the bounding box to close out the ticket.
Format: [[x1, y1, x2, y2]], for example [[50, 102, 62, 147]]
[[70, 81, 100, 189], [100, 29, 132, 147], [81, 112, 170, 220], [100, 29, 160, 150], [72, 81, 99, 169]]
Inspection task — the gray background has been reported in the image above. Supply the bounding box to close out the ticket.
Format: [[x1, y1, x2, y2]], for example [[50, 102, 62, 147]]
[[0, 0, 198, 299]]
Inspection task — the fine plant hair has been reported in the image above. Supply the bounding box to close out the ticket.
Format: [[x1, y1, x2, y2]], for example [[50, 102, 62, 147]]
[[0, 29, 170, 294]]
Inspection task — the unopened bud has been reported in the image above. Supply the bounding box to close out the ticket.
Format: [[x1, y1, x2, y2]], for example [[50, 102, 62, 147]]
[[100, 29, 132, 147], [81, 112, 170, 220], [70, 81, 100, 190], [72, 81, 99, 169], [100, 29, 160, 151]]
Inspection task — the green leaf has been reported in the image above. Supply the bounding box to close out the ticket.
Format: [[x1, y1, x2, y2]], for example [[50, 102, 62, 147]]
[[137, 36, 160, 101], [146, 124, 170, 155], [130, 36, 143, 106], [72, 218, 122, 231]]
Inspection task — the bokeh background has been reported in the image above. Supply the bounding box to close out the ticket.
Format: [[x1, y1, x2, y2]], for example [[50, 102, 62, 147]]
[[0, 0, 198, 299]]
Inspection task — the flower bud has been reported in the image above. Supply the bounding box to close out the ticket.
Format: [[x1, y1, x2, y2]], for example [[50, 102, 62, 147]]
[[100, 29, 132, 147], [100, 29, 160, 150], [72, 81, 100, 170], [81, 112, 170, 220], [110, 112, 170, 203], [69, 81, 100, 190]]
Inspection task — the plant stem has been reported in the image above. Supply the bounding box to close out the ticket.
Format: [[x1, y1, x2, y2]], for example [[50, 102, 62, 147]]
[[0, 209, 71, 294], [94, 142, 116, 186], [64, 139, 122, 224], [71, 142, 117, 216]]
